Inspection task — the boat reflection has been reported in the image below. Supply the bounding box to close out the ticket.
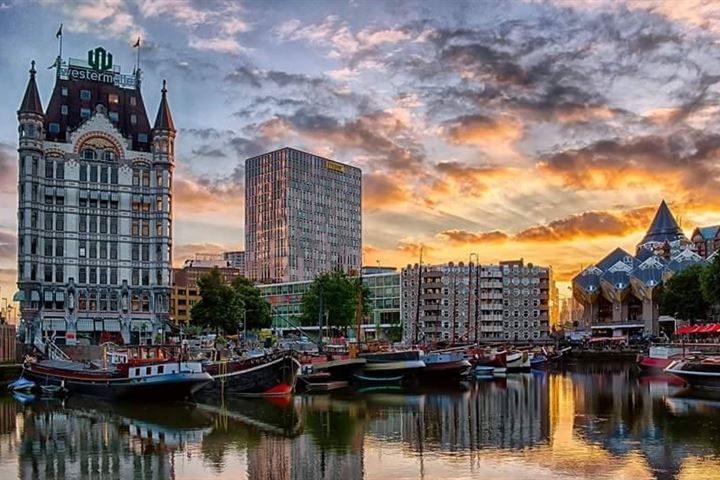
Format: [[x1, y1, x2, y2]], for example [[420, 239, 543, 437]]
[[2, 363, 720, 479]]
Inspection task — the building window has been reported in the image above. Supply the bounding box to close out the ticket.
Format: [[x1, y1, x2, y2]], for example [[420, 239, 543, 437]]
[[89, 268, 97, 284], [79, 267, 86, 284], [56, 162, 64, 179], [60, 105, 68, 115], [48, 123, 60, 133], [79, 215, 87, 233], [110, 217, 118, 234], [80, 165, 87, 181], [110, 242, 117, 259], [79, 240, 86, 257], [90, 165, 98, 182], [109, 111, 119, 123], [80, 89, 91, 100], [61, 86, 68, 96], [56, 266, 63, 283], [80, 108, 91, 119], [110, 167, 118, 184], [44, 265, 53, 282], [130, 114, 137, 124], [82, 149, 96, 160], [138, 133, 148, 143], [108, 93, 119, 104], [55, 241, 63, 257]]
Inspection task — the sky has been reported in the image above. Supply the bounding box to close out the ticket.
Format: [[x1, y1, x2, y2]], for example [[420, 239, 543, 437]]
[[1, 0, 720, 300]]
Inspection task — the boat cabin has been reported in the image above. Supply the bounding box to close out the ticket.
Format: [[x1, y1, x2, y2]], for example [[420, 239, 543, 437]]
[[127, 361, 204, 379]]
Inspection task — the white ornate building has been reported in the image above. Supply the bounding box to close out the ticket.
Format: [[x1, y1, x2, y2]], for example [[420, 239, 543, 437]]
[[16, 48, 175, 345]]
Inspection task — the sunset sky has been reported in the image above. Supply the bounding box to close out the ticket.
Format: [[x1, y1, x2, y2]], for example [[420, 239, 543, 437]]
[[1, 0, 720, 300]]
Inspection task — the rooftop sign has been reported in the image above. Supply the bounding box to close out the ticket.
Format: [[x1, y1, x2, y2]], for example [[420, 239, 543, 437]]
[[58, 47, 137, 89]]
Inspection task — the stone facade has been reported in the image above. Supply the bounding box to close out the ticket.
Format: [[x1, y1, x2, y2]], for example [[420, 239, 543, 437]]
[[16, 51, 175, 345]]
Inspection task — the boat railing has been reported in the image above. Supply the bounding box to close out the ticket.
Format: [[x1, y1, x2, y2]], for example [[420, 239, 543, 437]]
[[40, 338, 70, 361]]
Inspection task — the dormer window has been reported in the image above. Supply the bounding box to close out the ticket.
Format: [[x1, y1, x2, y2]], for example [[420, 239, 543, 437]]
[[60, 105, 68, 115], [82, 149, 96, 160], [137, 133, 148, 143], [80, 90, 91, 101], [130, 114, 137, 125], [108, 94, 119, 105]]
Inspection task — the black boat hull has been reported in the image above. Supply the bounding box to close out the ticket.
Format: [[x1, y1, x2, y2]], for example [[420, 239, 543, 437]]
[[196, 353, 301, 400], [23, 369, 211, 401]]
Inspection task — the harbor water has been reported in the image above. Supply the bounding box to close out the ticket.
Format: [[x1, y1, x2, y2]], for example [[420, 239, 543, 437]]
[[1, 361, 719, 480]]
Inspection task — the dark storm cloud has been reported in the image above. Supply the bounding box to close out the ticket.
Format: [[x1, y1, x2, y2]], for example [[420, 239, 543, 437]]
[[253, 108, 426, 172], [191, 145, 228, 158], [539, 131, 720, 191], [225, 66, 327, 89]]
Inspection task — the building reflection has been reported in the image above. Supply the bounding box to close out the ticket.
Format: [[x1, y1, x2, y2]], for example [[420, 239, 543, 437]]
[[3, 367, 720, 479]]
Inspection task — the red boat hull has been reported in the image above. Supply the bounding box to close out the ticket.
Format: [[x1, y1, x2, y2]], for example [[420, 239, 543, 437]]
[[637, 355, 673, 372]]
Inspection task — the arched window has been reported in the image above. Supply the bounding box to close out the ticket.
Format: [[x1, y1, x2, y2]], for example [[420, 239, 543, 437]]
[[103, 150, 116, 162], [131, 294, 140, 312], [78, 292, 87, 311], [82, 149, 96, 160], [142, 294, 150, 312]]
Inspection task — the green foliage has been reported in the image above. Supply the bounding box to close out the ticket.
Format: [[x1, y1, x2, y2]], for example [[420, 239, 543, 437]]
[[191, 267, 243, 334], [660, 264, 709, 322], [231, 276, 272, 330], [701, 254, 720, 307], [190, 269, 272, 334], [300, 270, 372, 328]]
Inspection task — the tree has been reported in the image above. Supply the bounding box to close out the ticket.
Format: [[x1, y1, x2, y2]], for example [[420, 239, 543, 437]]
[[191, 267, 243, 334], [659, 264, 709, 323], [300, 270, 372, 329], [231, 276, 272, 330], [701, 254, 720, 306]]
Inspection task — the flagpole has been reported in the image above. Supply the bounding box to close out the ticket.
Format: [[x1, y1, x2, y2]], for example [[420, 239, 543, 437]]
[[59, 24, 63, 59]]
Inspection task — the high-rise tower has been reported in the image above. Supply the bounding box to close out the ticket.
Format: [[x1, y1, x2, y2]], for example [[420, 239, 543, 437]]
[[245, 147, 362, 283], [16, 48, 175, 345]]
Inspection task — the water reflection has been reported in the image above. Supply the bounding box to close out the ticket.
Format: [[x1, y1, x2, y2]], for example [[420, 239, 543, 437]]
[[1, 363, 720, 479]]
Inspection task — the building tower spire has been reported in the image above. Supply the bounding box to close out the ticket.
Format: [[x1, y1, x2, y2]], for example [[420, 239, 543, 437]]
[[153, 79, 175, 132], [18, 60, 43, 115]]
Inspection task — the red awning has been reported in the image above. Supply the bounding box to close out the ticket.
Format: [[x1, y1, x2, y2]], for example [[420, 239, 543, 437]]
[[589, 336, 628, 343], [676, 325, 691, 334]]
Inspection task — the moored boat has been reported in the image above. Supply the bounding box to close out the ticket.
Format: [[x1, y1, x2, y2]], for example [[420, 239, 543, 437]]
[[665, 357, 720, 390], [359, 350, 426, 377], [23, 358, 212, 400], [637, 345, 686, 373], [419, 351, 471, 380], [506, 351, 531, 372], [197, 351, 301, 399]]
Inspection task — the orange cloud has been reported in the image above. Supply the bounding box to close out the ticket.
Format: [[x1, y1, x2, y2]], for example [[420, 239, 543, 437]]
[[443, 115, 522, 145], [363, 172, 411, 210], [173, 177, 244, 216], [437, 229, 510, 244]]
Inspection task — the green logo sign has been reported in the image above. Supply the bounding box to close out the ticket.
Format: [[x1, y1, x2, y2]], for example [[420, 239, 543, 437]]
[[87, 47, 113, 72]]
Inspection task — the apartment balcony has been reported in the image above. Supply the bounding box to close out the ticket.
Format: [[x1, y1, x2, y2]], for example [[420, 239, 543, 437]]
[[422, 326, 445, 334], [480, 281, 503, 288], [480, 325, 503, 333], [481, 314, 504, 322], [421, 293, 443, 300], [480, 293, 504, 300], [422, 280, 443, 289]]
